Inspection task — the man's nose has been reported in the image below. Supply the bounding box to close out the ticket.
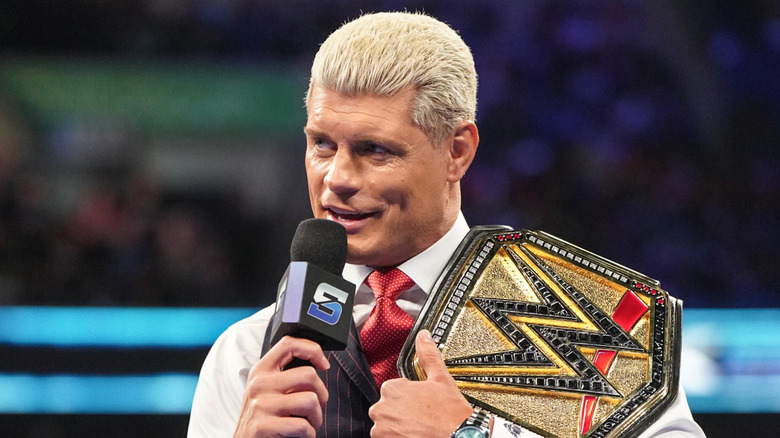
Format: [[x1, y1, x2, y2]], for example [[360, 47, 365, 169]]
[[324, 149, 361, 195]]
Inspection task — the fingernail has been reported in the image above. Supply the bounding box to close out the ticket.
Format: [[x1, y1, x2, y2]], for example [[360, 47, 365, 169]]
[[419, 330, 433, 343]]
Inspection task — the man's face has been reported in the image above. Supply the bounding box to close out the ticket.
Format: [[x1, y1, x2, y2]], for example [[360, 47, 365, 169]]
[[304, 86, 456, 267]]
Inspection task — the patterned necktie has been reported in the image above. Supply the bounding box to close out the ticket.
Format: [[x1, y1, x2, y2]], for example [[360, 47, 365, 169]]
[[359, 268, 416, 388]]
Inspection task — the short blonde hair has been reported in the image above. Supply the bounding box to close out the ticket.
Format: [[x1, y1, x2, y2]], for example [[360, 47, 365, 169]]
[[305, 12, 478, 146]]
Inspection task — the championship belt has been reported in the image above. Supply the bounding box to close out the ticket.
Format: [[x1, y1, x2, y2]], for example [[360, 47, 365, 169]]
[[399, 226, 682, 438]]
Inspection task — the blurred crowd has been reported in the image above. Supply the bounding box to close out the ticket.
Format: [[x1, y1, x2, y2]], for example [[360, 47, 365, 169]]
[[1, 0, 778, 308]]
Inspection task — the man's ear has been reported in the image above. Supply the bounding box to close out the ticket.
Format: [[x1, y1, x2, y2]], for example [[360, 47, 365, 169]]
[[446, 120, 479, 183]]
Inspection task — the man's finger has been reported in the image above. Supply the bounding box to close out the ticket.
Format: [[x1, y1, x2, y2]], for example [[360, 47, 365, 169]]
[[281, 365, 330, 406], [414, 330, 452, 383], [262, 336, 330, 371]]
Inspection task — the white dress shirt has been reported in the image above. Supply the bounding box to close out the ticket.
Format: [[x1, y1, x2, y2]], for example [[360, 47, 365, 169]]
[[187, 212, 704, 437]]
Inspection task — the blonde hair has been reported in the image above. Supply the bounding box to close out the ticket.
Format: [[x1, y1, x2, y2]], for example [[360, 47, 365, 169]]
[[305, 12, 477, 146]]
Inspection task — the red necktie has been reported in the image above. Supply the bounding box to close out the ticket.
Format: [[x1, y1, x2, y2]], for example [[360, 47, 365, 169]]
[[359, 268, 416, 388]]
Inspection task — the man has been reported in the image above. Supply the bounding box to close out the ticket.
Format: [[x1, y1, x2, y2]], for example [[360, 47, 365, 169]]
[[188, 12, 704, 438]]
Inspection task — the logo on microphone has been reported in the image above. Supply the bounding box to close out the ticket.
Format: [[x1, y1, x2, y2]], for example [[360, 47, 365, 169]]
[[307, 283, 349, 325]]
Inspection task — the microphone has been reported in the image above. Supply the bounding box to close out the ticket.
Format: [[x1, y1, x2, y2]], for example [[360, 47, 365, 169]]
[[268, 218, 355, 357]]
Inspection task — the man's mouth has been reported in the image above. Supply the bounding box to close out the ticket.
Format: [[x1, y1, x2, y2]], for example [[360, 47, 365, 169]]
[[325, 207, 375, 223]]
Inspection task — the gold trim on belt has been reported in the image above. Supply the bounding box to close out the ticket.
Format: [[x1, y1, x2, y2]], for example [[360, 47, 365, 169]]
[[399, 227, 682, 438]]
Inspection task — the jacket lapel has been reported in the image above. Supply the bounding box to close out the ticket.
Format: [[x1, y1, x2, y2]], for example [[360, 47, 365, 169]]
[[330, 323, 380, 404]]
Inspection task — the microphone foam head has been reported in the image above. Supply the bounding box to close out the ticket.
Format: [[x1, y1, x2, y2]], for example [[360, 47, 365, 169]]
[[290, 219, 348, 275]]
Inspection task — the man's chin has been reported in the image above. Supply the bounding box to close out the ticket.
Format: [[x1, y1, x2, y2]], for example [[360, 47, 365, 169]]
[[345, 246, 374, 266], [346, 245, 387, 268], [347, 245, 409, 269]]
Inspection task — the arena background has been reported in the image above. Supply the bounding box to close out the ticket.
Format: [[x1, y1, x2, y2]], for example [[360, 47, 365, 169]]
[[1, 1, 778, 436]]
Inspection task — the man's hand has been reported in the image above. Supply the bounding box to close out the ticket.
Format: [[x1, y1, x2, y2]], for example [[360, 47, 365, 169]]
[[233, 336, 330, 438], [368, 330, 474, 437]]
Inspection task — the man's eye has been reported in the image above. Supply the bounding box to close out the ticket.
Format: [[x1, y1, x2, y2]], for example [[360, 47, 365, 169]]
[[313, 138, 335, 150], [364, 143, 389, 155]]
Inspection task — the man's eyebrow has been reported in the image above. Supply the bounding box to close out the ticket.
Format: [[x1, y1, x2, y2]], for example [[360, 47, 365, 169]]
[[304, 129, 395, 146], [303, 127, 326, 137], [353, 136, 394, 146]]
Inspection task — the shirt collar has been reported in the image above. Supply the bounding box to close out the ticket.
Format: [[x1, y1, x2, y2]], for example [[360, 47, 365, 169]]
[[342, 211, 470, 294]]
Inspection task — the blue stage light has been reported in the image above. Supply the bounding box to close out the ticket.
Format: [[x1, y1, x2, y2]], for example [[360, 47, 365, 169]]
[[0, 307, 255, 347], [0, 373, 198, 414]]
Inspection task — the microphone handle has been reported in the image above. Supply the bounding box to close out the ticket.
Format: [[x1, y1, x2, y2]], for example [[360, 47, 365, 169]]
[[284, 357, 314, 370]]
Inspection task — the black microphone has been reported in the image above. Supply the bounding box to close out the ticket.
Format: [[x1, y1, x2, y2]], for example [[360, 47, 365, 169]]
[[268, 219, 355, 362]]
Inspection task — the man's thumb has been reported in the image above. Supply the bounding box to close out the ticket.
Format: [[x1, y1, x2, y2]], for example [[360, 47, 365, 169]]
[[415, 330, 451, 382]]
